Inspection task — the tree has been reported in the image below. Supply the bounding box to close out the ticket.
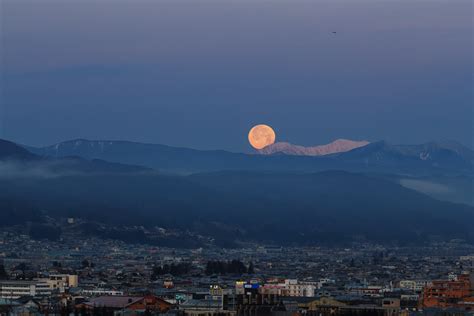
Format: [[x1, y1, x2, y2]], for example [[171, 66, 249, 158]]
[[205, 260, 248, 275], [82, 259, 94, 269], [14, 262, 28, 279], [247, 262, 255, 274], [0, 262, 8, 279], [152, 262, 191, 279]]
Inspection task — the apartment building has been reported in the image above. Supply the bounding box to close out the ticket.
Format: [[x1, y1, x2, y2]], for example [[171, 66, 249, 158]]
[[0, 280, 51, 299]]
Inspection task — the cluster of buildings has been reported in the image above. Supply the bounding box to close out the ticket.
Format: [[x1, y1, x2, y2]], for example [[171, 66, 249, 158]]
[[0, 228, 473, 315], [420, 273, 473, 310], [0, 273, 472, 315]]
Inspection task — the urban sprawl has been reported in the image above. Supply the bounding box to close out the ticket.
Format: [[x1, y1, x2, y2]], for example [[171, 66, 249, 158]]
[[0, 223, 473, 316]]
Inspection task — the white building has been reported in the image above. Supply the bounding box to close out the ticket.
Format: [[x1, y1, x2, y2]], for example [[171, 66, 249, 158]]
[[399, 280, 430, 292], [317, 278, 335, 288], [81, 288, 124, 296], [238, 279, 317, 298], [280, 279, 316, 297], [0, 280, 51, 299]]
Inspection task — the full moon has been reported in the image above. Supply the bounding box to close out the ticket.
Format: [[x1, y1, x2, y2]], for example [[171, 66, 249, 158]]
[[248, 124, 276, 149]]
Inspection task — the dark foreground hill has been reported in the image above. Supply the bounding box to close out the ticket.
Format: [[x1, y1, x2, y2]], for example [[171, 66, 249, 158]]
[[188, 171, 474, 243], [0, 169, 472, 246]]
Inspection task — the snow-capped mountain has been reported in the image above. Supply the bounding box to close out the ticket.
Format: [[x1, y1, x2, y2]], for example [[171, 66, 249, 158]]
[[258, 139, 370, 156]]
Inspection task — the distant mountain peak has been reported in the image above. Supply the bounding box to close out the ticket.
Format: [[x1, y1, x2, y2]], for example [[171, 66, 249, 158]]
[[258, 139, 370, 156]]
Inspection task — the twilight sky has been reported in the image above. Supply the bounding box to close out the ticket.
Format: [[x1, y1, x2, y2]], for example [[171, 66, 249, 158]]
[[1, 0, 472, 152]]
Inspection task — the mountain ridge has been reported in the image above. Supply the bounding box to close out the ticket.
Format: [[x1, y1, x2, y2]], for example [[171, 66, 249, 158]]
[[258, 139, 370, 156], [25, 138, 473, 175], [1, 138, 150, 176], [0, 139, 38, 161]]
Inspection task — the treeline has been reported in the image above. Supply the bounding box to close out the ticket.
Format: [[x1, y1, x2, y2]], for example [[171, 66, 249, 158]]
[[205, 260, 254, 275], [152, 262, 191, 278]]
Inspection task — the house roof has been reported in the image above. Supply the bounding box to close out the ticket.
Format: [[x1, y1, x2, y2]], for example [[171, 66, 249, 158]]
[[84, 296, 143, 308], [16, 296, 40, 305], [179, 299, 222, 309]]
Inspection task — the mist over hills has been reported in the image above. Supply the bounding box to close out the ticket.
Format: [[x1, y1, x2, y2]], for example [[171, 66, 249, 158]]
[[1, 137, 473, 246], [0, 139, 149, 177], [24, 138, 474, 205]]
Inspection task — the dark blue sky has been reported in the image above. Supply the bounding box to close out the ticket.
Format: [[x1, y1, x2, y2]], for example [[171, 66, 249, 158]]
[[1, 0, 472, 152]]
